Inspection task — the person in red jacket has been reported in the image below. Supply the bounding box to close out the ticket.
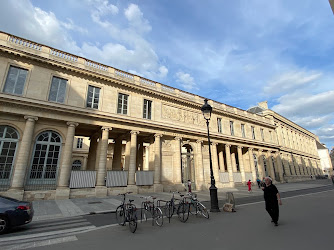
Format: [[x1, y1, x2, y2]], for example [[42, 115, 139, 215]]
[[247, 179, 252, 193]]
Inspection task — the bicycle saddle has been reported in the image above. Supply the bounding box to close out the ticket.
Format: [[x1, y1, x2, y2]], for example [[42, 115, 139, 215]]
[[129, 199, 134, 202]]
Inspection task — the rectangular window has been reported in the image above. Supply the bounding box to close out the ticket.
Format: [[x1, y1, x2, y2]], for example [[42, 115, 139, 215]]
[[77, 138, 83, 149], [241, 124, 245, 138], [261, 128, 264, 141], [143, 99, 152, 119], [3, 66, 28, 95], [269, 131, 272, 142], [117, 93, 129, 115], [230, 121, 234, 136], [217, 118, 222, 133], [86, 85, 100, 109], [48, 76, 67, 103], [251, 126, 255, 139]]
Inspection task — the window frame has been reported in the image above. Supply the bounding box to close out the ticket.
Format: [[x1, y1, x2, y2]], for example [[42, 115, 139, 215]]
[[241, 124, 245, 138], [230, 121, 234, 136], [117, 93, 129, 115], [251, 126, 256, 140], [76, 138, 83, 149], [217, 118, 222, 133], [48, 76, 68, 103], [86, 85, 101, 109], [2, 65, 29, 96], [260, 128, 264, 141], [143, 99, 152, 119]]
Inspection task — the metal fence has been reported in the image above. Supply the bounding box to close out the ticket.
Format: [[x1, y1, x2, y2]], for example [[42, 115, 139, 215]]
[[219, 172, 230, 183], [106, 171, 128, 187], [233, 172, 242, 183], [245, 172, 254, 182], [135, 171, 154, 186], [69, 171, 96, 189]]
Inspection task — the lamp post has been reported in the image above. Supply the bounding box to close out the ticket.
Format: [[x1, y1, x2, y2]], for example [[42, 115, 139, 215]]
[[201, 99, 220, 212]]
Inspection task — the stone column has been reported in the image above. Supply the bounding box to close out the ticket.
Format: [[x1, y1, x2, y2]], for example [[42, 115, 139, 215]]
[[95, 127, 110, 197], [231, 147, 237, 172], [153, 134, 163, 192], [257, 150, 265, 178], [144, 144, 149, 171], [237, 146, 246, 183], [196, 140, 205, 189], [57, 122, 79, 188], [87, 133, 98, 170], [10, 116, 38, 199], [173, 137, 182, 184], [112, 138, 122, 170], [212, 142, 220, 183], [225, 144, 234, 186], [94, 135, 102, 170], [248, 148, 256, 181], [124, 139, 131, 171], [292, 155, 300, 175], [275, 152, 284, 183], [218, 146, 225, 172], [128, 131, 139, 185], [82, 156, 88, 170], [266, 151, 275, 180]]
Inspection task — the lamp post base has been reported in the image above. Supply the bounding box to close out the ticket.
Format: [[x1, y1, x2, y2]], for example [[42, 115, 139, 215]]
[[209, 185, 220, 212]]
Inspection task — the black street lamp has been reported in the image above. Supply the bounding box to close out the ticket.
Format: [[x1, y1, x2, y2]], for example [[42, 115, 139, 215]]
[[201, 98, 220, 212]]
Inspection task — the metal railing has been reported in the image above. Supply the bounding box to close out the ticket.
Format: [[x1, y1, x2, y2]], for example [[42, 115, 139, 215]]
[[135, 171, 154, 186], [106, 171, 128, 187], [69, 171, 96, 189]]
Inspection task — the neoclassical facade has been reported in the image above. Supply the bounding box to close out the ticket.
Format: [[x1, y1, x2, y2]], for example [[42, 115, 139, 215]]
[[0, 32, 322, 201]]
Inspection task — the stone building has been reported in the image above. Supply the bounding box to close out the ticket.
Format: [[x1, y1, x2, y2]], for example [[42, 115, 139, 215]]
[[316, 142, 333, 177], [0, 31, 323, 201]]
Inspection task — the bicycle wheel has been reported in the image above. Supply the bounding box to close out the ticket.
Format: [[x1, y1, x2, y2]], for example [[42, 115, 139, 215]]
[[116, 205, 126, 226], [198, 202, 209, 219], [129, 213, 137, 233], [177, 202, 189, 223], [164, 201, 173, 218], [154, 207, 163, 227]]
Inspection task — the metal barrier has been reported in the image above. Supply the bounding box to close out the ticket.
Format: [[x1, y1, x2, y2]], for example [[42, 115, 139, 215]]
[[233, 172, 242, 183], [245, 172, 253, 182], [219, 172, 230, 183], [69, 171, 96, 188], [106, 171, 128, 187], [136, 171, 154, 186]]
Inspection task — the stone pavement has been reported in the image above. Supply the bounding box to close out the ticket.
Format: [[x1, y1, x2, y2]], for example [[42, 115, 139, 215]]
[[32, 179, 333, 221]]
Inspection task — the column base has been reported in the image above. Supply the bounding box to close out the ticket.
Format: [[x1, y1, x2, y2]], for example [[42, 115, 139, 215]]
[[55, 188, 70, 200], [6, 189, 25, 201], [126, 185, 138, 194], [95, 186, 108, 197], [153, 183, 163, 193], [229, 181, 235, 188]]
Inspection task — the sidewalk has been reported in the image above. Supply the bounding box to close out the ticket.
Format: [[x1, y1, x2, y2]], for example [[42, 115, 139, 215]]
[[32, 179, 333, 221]]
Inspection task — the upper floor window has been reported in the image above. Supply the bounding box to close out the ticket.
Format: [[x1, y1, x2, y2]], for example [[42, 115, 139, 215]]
[[241, 124, 245, 138], [3, 66, 28, 95], [251, 126, 255, 140], [143, 99, 152, 119], [77, 138, 83, 149], [117, 93, 128, 115], [86, 85, 100, 109], [261, 128, 264, 141], [269, 131, 272, 142], [48, 76, 67, 103], [217, 118, 222, 133], [230, 121, 234, 136]]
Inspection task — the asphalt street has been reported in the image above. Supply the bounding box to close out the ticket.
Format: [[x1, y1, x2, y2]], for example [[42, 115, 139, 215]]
[[31, 188, 334, 250], [3, 185, 332, 250]]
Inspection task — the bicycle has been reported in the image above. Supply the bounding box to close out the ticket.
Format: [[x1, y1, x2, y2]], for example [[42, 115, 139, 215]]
[[176, 193, 190, 223], [188, 192, 209, 219], [163, 191, 180, 221], [116, 192, 138, 233], [140, 196, 163, 227]]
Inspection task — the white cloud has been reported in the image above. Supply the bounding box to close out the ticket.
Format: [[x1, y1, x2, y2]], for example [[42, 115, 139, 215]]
[[289, 115, 333, 129], [175, 72, 197, 90], [264, 71, 322, 95], [61, 18, 88, 34], [124, 4, 151, 34]]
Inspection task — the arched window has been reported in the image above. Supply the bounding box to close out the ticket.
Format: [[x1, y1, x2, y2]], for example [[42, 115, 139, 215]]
[[26, 131, 62, 189], [0, 126, 19, 190], [72, 160, 82, 170]]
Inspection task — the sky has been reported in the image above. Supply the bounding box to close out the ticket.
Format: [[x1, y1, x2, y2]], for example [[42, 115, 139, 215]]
[[0, 0, 333, 150]]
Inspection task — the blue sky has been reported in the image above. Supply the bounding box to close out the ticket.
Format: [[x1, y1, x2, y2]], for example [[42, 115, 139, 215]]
[[0, 0, 334, 150]]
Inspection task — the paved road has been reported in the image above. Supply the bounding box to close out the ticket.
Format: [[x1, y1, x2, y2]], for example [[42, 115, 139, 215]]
[[28, 187, 334, 250], [1, 183, 333, 249]]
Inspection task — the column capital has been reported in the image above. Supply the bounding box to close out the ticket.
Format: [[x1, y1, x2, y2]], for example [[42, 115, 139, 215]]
[[101, 126, 112, 131], [67, 122, 79, 127], [174, 136, 182, 141], [225, 144, 231, 148], [237, 145, 243, 150], [130, 130, 140, 135], [154, 133, 162, 138], [248, 147, 254, 151], [211, 141, 218, 146], [196, 140, 203, 144], [24, 116, 38, 122]]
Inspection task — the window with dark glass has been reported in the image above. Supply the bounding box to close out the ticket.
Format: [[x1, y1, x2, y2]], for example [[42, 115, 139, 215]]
[[117, 93, 129, 115], [143, 99, 152, 119], [251, 126, 255, 139], [241, 124, 245, 138], [48, 76, 67, 103], [77, 138, 83, 149], [261, 128, 264, 141], [217, 118, 222, 133], [3, 66, 28, 95], [230, 121, 234, 136], [86, 85, 100, 109]]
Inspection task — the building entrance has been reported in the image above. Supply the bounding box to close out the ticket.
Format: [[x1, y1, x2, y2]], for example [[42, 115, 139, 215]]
[[181, 144, 195, 190]]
